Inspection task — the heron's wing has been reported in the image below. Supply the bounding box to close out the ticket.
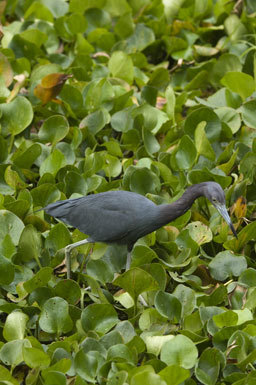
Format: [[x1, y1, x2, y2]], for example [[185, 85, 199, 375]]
[[44, 191, 156, 243]]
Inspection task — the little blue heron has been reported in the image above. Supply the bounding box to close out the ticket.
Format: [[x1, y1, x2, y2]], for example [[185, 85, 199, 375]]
[[42, 181, 237, 278]]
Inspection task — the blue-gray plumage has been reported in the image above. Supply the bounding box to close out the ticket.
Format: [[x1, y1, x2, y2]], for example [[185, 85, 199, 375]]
[[43, 182, 237, 278]]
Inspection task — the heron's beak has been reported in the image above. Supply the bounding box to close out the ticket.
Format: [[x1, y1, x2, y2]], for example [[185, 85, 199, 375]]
[[215, 204, 237, 238]]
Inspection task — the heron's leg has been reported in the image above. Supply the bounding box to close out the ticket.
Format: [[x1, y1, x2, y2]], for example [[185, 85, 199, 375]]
[[126, 251, 132, 270], [65, 239, 91, 279]]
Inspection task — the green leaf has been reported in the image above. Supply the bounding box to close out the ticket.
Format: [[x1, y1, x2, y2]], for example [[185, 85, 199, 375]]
[[128, 167, 161, 195], [23, 346, 50, 369], [39, 297, 73, 335], [13, 143, 42, 169], [39, 149, 67, 177], [221, 72, 254, 100], [143, 127, 160, 155], [215, 107, 241, 134], [131, 370, 166, 385], [45, 222, 72, 252], [159, 365, 190, 385], [31, 183, 61, 207], [0, 96, 33, 136], [80, 108, 110, 135], [81, 304, 118, 334], [111, 107, 134, 132], [154, 291, 182, 322], [165, 84, 176, 122], [209, 251, 247, 281], [23, 267, 53, 293], [0, 210, 24, 245], [241, 100, 256, 129], [0, 255, 15, 285], [113, 267, 159, 302], [126, 24, 155, 52], [0, 339, 31, 367], [54, 279, 81, 304], [108, 51, 134, 84], [39, 115, 69, 145], [173, 284, 196, 318], [160, 335, 198, 369], [213, 310, 238, 328], [175, 135, 197, 170], [186, 221, 212, 245], [195, 348, 224, 385], [184, 107, 221, 142], [195, 122, 215, 161], [3, 311, 29, 341], [18, 224, 41, 263]]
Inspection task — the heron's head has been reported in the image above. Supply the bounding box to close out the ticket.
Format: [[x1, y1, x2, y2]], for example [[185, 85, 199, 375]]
[[203, 182, 237, 238]]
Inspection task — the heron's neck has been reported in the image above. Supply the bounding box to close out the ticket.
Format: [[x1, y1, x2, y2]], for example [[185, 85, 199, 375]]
[[157, 185, 204, 225]]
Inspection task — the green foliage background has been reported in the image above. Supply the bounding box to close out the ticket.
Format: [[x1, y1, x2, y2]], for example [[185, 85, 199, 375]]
[[0, 0, 256, 384]]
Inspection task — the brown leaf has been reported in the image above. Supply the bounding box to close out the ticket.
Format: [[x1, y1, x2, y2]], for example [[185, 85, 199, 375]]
[[231, 196, 247, 219], [34, 73, 72, 104]]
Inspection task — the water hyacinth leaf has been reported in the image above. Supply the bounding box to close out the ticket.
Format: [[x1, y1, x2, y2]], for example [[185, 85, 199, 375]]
[[195, 348, 224, 385], [129, 167, 161, 195], [0, 52, 13, 87], [64, 171, 87, 196], [42, 371, 67, 385], [80, 108, 110, 135], [4, 166, 27, 191], [0, 255, 15, 285], [143, 127, 160, 156], [45, 222, 72, 253], [23, 346, 50, 369], [108, 51, 134, 84], [209, 251, 247, 281], [31, 183, 61, 207], [74, 349, 103, 382], [194, 122, 215, 161], [39, 115, 69, 145], [221, 72, 254, 100], [154, 290, 182, 322], [173, 284, 196, 318], [54, 279, 81, 304], [113, 268, 159, 302], [160, 335, 198, 369], [65, 13, 87, 34], [241, 100, 256, 129], [23, 267, 53, 293], [213, 310, 238, 328], [86, 259, 114, 284], [159, 365, 190, 385], [131, 370, 166, 385], [3, 311, 29, 341], [224, 220, 256, 252], [184, 107, 221, 142], [0, 210, 24, 245], [186, 221, 212, 245], [111, 107, 134, 132], [126, 24, 155, 52], [165, 84, 176, 121], [13, 143, 42, 169], [175, 135, 197, 170], [132, 104, 169, 134], [0, 365, 20, 385], [0, 339, 31, 367], [18, 224, 41, 262], [0, 96, 33, 136], [215, 107, 241, 134], [39, 297, 73, 335], [81, 304, 118, 334], [39, 149, 67, 177]]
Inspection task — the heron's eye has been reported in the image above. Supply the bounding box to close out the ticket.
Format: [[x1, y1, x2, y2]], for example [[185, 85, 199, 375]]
[[212, 197, 217, 203]]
